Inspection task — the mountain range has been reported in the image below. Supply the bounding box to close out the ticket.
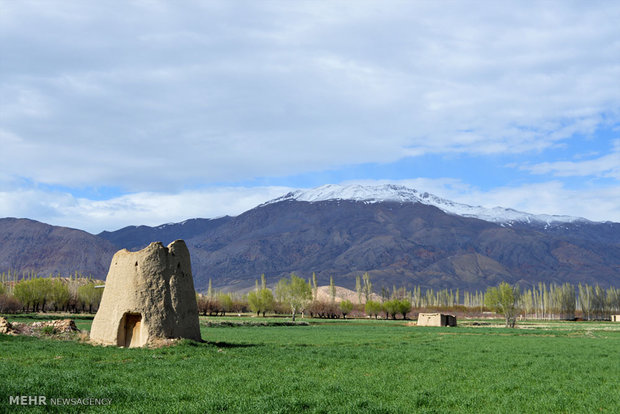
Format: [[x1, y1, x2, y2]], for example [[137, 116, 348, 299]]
[[1, 184, 619, 292]]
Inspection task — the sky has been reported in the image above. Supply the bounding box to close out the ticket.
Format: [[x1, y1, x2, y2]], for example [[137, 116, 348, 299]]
[[1, 0, 619, 233]]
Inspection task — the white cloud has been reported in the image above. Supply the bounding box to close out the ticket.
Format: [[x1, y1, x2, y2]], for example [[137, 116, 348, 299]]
[[2, 1, 620, 229], [0, 186, 293, 233], [523, 140, 620, 179], [1, 1, 619, 190]]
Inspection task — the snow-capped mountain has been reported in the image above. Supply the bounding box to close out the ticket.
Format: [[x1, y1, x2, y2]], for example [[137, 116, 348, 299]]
[[5, 184, 619, 292], [265, 184, 587, 226]]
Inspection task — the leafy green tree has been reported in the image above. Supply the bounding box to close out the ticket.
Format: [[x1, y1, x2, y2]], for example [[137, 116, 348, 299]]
[[485, 282, 521, 327], [381, 299, 410, 319], [247, 290, 262, 316], [340, 300, 353, 318], [365, 300, 382, 319], [356, 275, 362, 304], [33, 278, 54, 312], [78, 282, 103, 313], [49, 280, 70, 311], [14, 278, 54, 312], [217, 293, 233, 316], [13, 279, 35, 312], [247, 285, 274, 317], [276, 274, 312, 321], [260, 288, 275, 317], [397, 299, 412, 319], [383, 299, 399, 319]]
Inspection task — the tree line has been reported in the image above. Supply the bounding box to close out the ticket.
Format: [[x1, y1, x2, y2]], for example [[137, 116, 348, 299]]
[[2, 270, 619, 321], [0, 271, 103, 313], [196, 274, 620, 321]]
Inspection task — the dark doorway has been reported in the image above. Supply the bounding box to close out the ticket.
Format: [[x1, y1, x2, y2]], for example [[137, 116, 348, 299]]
[[117, 313, 142, 347]]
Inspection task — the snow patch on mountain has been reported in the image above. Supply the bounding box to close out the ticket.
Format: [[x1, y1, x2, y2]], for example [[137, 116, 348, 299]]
[[264, 184, 587, 226]]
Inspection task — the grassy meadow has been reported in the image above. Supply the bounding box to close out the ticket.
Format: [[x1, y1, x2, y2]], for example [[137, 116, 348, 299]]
[[1, 315, 619, 413]]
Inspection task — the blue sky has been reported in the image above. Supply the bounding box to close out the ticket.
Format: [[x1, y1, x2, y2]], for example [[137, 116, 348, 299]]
[[1, 1, 619, 233]]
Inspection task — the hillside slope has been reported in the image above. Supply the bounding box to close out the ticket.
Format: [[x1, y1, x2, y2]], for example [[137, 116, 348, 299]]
[[3, 184, 619, 293], [181, 199, 620, 292], [0, 218, 117, 277]]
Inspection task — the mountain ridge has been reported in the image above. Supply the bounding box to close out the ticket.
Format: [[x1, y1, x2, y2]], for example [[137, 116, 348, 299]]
[[1, 184, 619, 293], [265, 184, 588, 226], [0, 217, 117, 277]]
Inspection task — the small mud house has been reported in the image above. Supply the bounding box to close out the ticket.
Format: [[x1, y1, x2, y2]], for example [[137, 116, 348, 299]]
[[417, 313, 457, 327], [90, 240, 201, 347]]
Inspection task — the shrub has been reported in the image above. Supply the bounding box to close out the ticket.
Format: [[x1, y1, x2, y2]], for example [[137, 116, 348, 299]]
[[41, 326, 56, 335], [0, 294, 21, 313], [308, 301, 340, 318]]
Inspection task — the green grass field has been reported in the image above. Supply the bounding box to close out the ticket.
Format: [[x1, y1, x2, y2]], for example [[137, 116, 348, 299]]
[[1, 315, 619, 413]]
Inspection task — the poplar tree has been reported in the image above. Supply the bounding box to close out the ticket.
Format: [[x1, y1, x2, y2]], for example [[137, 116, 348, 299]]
[[312, 272, 318, 300], [362, 272, 372, 302], [207, 279, 214, 299], [485, 282, 521, 328]]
